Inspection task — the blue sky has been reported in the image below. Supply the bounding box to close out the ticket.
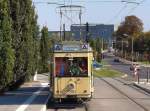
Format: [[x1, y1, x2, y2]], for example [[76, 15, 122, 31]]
[[33, 0, 150, 31]]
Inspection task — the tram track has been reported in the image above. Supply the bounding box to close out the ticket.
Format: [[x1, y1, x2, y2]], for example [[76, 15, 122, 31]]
[[99, 78, 149, 111], [114, 78, 150, 97]]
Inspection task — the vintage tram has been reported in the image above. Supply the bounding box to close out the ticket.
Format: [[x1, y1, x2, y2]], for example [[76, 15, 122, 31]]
[[49, 41, 94, 101]]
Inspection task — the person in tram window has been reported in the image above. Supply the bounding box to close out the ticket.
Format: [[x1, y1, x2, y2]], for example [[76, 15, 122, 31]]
[[69, 60, 81, 76]]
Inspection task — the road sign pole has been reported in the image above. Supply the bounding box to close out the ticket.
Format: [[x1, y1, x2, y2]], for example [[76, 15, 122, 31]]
[[137, 72, 139, 84]]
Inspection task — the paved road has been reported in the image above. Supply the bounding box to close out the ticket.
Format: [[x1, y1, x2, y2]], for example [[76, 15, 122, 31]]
[[104, 53, 150, 79], [47, 77, 150, 111], [0, 74, 50, 111], [88, 78, 150, 111], [1, 72, 150, 111]]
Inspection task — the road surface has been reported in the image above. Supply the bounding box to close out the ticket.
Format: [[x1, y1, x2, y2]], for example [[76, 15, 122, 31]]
[[104, 53, 150, 79], [47, 77, 150, 111], [1, 73, 150, 111], [0, 73, 50, 111]]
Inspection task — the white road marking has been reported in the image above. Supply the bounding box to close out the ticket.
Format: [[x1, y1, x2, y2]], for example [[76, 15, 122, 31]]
[[16, 83, 49, 111]]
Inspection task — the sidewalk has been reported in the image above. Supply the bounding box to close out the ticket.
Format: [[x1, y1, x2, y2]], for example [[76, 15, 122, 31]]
[[0, 74, 50, 111], [119, 76, 150, 95], [133, 82, 150, 94]]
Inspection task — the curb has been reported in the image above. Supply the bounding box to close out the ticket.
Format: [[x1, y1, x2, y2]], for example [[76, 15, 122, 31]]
[[133, 83, 150, 94]]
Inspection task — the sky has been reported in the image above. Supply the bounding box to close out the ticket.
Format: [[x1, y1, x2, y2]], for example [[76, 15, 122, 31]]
[[33, 0, 150, 31]]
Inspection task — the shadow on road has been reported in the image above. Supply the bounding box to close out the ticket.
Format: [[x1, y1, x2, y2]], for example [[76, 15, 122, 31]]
[[47, 98, 87, 110]]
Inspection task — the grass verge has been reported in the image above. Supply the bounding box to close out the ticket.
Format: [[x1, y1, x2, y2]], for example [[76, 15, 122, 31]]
[[93, 67, 124, 78], [100, 59, 108, 65], [139, 61, 150, 65]]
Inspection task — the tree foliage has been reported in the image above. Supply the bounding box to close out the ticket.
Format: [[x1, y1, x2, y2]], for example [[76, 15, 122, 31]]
[[39, 26, 49, 73], [89, 38, 102, 62], [0, 0, 14, 88], [0, 0, 39, 90], [116, 15, 143, 38], [115, 15, 143, 53], [9, 0, 40, 81], [115, 15, 150, 62], [134, 31, 150, 61]]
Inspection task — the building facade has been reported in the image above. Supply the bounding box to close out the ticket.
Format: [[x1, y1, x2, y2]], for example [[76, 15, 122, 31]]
[[71, 24, 114, 45]]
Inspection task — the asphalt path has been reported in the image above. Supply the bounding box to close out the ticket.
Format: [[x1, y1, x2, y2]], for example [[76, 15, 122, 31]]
[[0, 74, 49, 111]]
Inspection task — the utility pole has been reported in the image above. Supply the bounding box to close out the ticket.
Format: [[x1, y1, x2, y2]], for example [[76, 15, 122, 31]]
[[122, 39, 123, 58], [79, 10, 82, 41], [63, 24, 65, 41], [102, 38, 104, 51], [86, 22, 89, 43], [60, 11, 62, 41], [131, 36, 134, 64]]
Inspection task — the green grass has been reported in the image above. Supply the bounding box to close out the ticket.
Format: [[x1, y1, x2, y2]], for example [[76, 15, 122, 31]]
[[139, 61, 150, 65], [93, 67, 124, 78], [93, 59, 124, 77], [100, 60, 108, 65]]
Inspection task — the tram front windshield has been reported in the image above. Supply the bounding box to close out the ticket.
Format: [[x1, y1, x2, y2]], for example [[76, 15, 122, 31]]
[[55, 57, 88, 77]]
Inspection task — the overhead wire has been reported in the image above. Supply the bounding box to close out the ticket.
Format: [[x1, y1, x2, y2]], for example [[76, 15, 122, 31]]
[[107, 4, 128, 23], [112, 0, 146, 30], [53, 0, 125, 3], [108, 0, 145, 24], [126, 0, 146, 15]]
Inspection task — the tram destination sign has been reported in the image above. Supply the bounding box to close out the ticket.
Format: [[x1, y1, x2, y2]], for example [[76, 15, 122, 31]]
[[54, 43, 89, 51], [63, 45, 80, 51]]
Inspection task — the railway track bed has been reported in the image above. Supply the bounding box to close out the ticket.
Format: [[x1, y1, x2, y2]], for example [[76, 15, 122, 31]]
[[47, 77, 150, 111], [99, 78, 150, 111]]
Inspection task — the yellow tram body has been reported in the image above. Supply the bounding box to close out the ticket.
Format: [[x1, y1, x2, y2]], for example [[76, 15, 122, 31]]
[[50, 41, 94, 100]]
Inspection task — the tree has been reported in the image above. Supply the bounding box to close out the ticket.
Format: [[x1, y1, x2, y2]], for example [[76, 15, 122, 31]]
[[116, 15, 143, 37], [0, 0, 14, 88], [95, 38, 102, 62], [115, 15, 144, 58], [31, 12, 40, 76], [21, 1, 40, 81], [39, 26, 49, 73], [0, 0, 39, 91], [9, 0, 39, 81], [89, 37, 102, 62], [89, 38, 96, 59], [9, 0, 27, 81], [134, 31, 150, 62]]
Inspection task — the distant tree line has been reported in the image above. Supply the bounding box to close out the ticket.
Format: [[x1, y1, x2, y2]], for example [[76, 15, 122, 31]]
[[0, 0, 49, 91], [89, 38, 107, 62], [115, 15, 150, 62]]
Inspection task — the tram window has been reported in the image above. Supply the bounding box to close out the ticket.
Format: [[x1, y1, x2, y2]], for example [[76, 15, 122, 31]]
[[55, 57, 88, 77]]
